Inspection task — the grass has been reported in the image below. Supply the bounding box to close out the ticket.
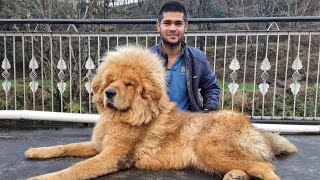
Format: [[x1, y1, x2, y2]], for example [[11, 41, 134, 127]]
[[1, 79, 318, 95], [0, 79, 52, 86], [0, 79, 91, 88], [2, 80, 257, 92], [218, 82, 257, 92]]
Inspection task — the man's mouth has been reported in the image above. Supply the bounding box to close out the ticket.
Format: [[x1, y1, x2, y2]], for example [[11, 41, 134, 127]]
[[167, 34, 178, 37]]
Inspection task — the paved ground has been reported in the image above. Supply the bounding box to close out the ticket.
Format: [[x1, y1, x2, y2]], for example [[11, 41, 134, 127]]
[[0, 127, 319, 180]]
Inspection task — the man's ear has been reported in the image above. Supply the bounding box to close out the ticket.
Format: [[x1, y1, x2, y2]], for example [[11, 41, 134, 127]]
[[185, 21, 188, 31], [156, 20, 161, 31]]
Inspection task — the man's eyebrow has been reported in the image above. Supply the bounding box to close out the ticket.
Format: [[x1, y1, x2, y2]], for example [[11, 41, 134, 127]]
[[162, 20, 184, 23]]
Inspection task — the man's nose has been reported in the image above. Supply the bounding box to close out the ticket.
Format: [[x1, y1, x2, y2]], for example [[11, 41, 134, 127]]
[[169, 24, 177, 31]]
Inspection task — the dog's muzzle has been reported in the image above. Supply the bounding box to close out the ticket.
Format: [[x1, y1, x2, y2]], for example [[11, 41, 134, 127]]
[[105, 88, 117, 99], [105, 88, 117, 108]]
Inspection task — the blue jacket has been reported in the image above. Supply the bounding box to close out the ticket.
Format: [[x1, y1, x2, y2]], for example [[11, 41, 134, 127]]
[[150, 42, 220, 111]]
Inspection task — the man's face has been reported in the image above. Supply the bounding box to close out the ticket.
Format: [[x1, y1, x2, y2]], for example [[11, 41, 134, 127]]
[[156, 12, 187, 48]]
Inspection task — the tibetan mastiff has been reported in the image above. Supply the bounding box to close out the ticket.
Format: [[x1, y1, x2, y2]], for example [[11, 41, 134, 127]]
[[25, 47, 297, 180]]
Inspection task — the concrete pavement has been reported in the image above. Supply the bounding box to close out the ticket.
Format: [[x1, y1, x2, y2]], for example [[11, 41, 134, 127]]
[[0, 127, 319, 180]]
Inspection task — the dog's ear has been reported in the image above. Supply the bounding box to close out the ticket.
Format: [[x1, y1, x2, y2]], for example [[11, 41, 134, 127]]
[[141, 81, 174, 109], [91, 72, 104, 103], [125, 84, 162, 126], [142, 84, 162, 109]]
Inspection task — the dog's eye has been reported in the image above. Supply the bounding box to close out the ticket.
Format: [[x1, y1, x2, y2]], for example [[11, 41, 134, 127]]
[[125, 81, 134, 87]]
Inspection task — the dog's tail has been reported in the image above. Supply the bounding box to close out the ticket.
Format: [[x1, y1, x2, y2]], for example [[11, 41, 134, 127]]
[[262, 132, 298, 156]]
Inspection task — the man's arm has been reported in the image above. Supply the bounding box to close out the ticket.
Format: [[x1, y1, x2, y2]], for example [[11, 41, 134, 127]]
[[199, 60, 220, 111]]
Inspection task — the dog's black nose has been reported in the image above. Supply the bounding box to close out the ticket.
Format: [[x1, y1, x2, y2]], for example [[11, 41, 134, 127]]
[[105, 88, 117, 98]]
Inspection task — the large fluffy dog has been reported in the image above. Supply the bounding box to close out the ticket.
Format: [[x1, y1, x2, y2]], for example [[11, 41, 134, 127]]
[[25, 47, 298, 180]]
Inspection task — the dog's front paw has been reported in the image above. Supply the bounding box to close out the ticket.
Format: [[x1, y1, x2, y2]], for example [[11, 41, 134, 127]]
[[27, 171, 69, 180], [28, 174, 53, 180], [25, 147, 54, 159], [28, 176, 48, 180], [223, 169, 249, 180], [25, 148, 42, 159]]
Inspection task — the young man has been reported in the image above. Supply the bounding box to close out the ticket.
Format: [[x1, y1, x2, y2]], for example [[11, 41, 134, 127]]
[[150, 1, 220, 112]]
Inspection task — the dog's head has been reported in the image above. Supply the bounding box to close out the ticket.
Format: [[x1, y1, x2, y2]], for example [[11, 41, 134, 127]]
[[92, 46, 174, 126]]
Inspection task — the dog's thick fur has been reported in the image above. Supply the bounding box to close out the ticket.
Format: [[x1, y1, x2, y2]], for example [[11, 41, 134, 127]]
[[25, 47, 298, 180]]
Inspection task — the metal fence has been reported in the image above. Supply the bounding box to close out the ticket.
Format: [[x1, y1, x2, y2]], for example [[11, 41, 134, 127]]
[[1, 17, 320, 121]]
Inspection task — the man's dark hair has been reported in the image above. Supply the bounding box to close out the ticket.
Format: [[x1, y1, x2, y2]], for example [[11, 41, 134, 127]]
[[158, 1, 187, 22]]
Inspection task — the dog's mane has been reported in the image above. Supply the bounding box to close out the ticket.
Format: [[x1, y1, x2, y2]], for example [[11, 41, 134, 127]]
[[92, 46, 175, 126], [98, 46, 167, 91]]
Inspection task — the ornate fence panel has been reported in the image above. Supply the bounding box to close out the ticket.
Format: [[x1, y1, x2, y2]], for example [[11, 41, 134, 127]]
[[1, 18, 320, 121]]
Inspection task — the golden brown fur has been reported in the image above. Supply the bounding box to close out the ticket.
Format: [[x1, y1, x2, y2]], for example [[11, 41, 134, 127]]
[[25, 47, 298, 180]]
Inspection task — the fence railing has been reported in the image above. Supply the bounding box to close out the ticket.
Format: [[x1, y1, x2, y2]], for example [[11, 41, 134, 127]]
[[1, 17, 320, 121]]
